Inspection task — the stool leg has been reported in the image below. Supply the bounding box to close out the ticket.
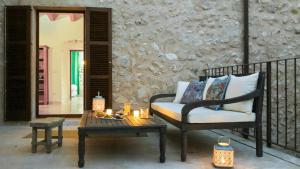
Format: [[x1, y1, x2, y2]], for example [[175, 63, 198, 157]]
[[31, 128, 37, 153], [58, 125, 63, 147], [45, 128, 52, 153]]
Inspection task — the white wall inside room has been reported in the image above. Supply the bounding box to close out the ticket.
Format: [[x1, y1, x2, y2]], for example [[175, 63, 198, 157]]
[[39, 13, 84, 104]]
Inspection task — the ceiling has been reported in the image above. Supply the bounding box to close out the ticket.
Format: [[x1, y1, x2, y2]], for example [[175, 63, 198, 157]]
[[40, 13, 83, 22]]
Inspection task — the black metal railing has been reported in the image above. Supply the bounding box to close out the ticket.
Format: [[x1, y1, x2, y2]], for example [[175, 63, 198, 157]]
[[203, 57, 300, 154]]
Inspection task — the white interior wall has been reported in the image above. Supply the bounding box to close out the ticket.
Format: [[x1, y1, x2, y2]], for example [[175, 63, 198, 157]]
[[39, 14, 83, 104]]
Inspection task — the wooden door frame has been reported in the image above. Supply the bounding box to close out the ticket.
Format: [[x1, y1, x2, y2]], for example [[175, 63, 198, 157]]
[[69, 50, 84, 99], [35, 6, 85, 118]]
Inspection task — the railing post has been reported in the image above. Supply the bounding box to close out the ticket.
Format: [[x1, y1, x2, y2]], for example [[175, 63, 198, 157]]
[[243, 0, 249, 68], [266, 62, 272, 147], [203, 70, 207, 77]]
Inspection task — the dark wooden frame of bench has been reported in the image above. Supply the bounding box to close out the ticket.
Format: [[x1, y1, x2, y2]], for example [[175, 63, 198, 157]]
[[150, 72, 265, 162], [78, 111, 167, 168]]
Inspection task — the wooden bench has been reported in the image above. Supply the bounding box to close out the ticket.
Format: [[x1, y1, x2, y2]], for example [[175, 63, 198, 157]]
[[29, 117, 65, 153]]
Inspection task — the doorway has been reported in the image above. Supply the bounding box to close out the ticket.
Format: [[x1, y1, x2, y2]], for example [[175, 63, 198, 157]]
[[70, 50, 84, 111], [4, 6, 112, 120], [37, 11, 84, 116]]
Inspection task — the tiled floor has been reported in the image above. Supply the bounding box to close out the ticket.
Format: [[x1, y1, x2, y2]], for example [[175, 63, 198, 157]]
[[0, 119, 299, 169], [39, 96, 83, 115]]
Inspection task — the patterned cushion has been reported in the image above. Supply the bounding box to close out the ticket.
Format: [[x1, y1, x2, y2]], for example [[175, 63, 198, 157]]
[[180, 80, 206, 104], [205, 76, 231, 110]]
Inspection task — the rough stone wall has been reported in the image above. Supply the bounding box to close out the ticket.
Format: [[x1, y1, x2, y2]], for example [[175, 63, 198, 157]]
[[249, 0, 300, 62], [0, 0, 243, 121], [249, 0, 300, 150]]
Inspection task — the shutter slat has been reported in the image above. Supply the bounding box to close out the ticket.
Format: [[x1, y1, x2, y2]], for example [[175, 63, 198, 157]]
[[90, 11, 108, 41]]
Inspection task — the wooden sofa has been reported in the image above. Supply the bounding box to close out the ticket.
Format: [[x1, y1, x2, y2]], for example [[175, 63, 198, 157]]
[[149, 72, 265, 161]]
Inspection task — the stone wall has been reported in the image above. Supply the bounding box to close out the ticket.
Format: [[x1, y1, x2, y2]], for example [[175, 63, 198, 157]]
[[249, 0, 300, 62], [0, 0, 244, 122]]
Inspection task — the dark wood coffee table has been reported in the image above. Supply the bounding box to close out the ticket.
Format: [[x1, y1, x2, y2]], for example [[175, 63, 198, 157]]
[[78, 111, 167, 168]]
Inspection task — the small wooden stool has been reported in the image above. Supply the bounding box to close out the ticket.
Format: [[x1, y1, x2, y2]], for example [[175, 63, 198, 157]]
[[29, 117, 65, 153]]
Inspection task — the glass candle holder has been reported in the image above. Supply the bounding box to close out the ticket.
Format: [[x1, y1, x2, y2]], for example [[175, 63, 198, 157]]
[[140, 108, 149, 118], [123, 102, 131, 115], [218, 136, 230, 146], [133, 110, 139, 118], [106, 109, 112, 116]]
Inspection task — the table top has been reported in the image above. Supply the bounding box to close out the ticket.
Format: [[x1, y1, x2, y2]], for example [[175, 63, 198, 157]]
[[79, 111, 166, 130], [30, 117, 65, 127]]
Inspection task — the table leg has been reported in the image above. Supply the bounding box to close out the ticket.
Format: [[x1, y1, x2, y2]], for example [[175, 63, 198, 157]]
[[45, 128, 52, 153], [31, 127, 37, 153], [78, 130, 85, 168], [159, 127, 166, 163], [58, 125, 63, 147]]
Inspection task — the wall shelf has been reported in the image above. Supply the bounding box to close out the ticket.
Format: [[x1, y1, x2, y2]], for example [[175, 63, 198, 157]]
[[39, 46, 49, 105]]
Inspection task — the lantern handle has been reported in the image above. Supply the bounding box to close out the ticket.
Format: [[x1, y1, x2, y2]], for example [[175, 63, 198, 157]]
[[95, 91, 103, 98]]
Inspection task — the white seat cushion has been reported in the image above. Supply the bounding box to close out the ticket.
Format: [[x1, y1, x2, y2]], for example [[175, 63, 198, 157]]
[[151, 102, 255, 123]]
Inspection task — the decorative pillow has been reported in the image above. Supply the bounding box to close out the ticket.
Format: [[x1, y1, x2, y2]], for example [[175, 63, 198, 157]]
[[173, 81, 190, 103], [223, 73, 259, 113], [205, 76, 230, 110], [202, 75, 228, 100], [180, 80, 206, 104]]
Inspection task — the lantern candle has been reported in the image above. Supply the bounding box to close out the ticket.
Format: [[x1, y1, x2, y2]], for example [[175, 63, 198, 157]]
[[106, 109, 112, 116], [133, 110, 139, 118]]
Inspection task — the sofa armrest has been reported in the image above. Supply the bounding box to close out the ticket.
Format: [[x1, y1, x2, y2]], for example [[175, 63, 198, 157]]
[[181, 89, 261, 122], [150, 94, 176, 104]]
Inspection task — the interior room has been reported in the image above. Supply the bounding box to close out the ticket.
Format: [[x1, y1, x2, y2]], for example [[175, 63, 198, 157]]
[[38, 12, 84, 115]]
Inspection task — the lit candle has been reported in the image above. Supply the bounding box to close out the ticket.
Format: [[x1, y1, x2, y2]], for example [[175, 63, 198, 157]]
[[218, 142, 230, 147], [133, 110, 139, 118], [106, 109, 112, 116], [123, 102, 131, 115]]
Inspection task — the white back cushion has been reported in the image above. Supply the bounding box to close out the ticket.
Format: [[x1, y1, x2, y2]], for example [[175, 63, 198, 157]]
[[223, 73, 259, 113], [173, 81, 189, 103], [203, 75, 228, 100]]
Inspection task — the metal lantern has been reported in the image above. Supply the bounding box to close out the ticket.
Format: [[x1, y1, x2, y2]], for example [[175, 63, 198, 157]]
[[92, 92, 105, 112], [213, 136, 234, 168]]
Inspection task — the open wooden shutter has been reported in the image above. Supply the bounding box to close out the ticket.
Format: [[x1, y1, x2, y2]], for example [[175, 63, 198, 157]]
[[85, 8, 112, 110], [5, 6, 31, 121]]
